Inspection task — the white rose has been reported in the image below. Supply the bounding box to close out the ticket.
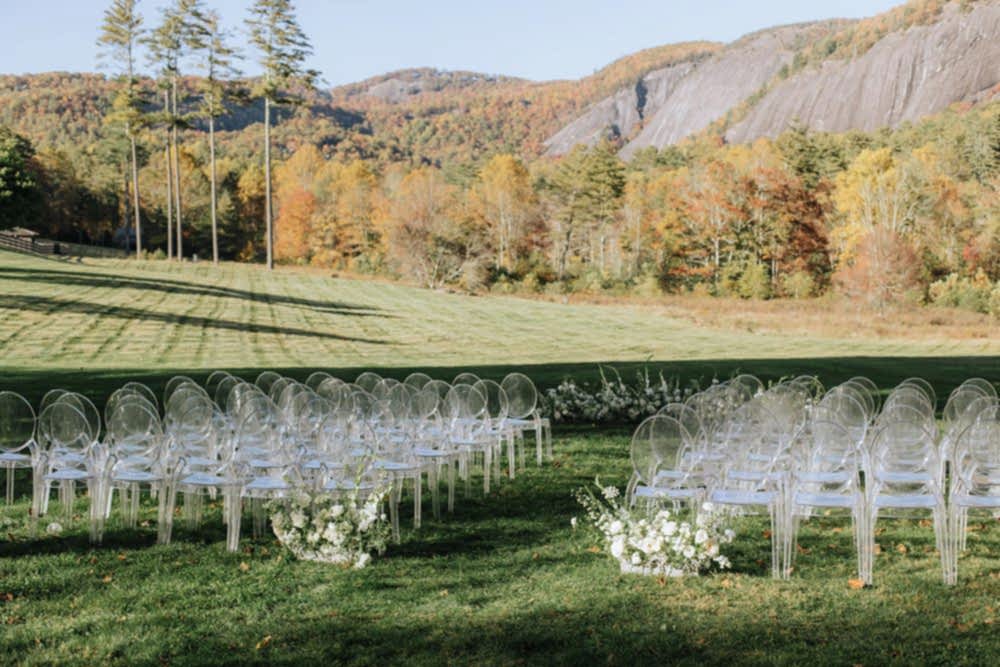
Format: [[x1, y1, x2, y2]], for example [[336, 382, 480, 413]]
[[46, 522, 63, 535], [355, 553, 371, 569], [724, 529, 736, 541], [570, 517, 578, 530], [683, 546, 695, 559], [664, 521, 677, 536], [630, 552, 641, 565], [707, 543, 719, 557], [291, 511, 306, 529], [695, 529, 708, 545], [608, 520, 623, 535]]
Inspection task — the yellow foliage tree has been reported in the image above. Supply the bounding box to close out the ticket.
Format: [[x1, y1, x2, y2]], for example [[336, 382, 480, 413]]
[[473, 154, 536, 270]]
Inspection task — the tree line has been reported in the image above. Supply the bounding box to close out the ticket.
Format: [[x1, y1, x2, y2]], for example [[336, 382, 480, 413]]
[[0, 0, 997, 314]]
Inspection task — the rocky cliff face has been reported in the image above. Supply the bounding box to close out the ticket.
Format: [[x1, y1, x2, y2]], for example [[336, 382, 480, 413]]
[[620, 23, 833, 158], [726, 1, 1000, 142], [544, 1, 1000, 157], [543, 60, 701, 156]]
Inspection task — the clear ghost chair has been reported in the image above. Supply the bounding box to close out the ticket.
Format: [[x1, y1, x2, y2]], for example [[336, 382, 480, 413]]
[[355, 372, 382, 393], [237, 403, 300, 540], [255, 371, 282, 394], [626, 415, 708, 517], [473, 379, 514, 480], [787, 419, 866, 579], [372, 377, 402, 401], [56, 393, 102, 447], [39, 388, 69, 414], [404, 372, 433, 390], [213, 375, 241, 410], [34, 401, 108, 542], [424, 380, 452, 403], [204, 370, 233, 399], [106, 400, 174, 542], [371, 401, 424, 539], [120, 382, 159, 412], [0, 391, 37, 504], [501, 372, 551, 467], [411, 388, 458, 518], [444, 384, 494, 496], [958, 378, 997, 399], [862, 417, 947, 584], [945, 404, 1000, 585], [897, 377, 937, 413], [105, 387, 156, 428], [846, 376, 881, 413], [452, 372, 481, 386], [709, 400, 793, 579], [305, 371, 333, 392], [164, 375, 199, 405], [268, 376, 294, 404]]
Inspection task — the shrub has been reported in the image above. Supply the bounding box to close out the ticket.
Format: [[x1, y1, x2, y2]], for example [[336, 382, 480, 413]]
[[736, 262, 771, 300], [781, 271, 815, 299], [928, 271, 996, 315], [150, 248, 166, 260]]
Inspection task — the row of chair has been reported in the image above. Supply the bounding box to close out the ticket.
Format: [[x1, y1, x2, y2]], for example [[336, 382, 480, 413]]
[[0, 370, 553, 551], [627, 375, 999, 585]]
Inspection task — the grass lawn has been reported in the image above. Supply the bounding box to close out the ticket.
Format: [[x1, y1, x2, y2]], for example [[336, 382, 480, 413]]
[[1, 249, 998, 406], [1, 428, 997, 665], [1, 250, 998, 664]]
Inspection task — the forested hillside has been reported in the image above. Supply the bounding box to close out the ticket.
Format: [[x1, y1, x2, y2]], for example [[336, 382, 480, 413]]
[[0, 0, 997, 318]]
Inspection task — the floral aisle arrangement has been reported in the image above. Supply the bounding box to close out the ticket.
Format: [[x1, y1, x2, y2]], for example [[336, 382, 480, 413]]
[[575, 480, 735, 577], [544, 368, 699, 424], [270, 487, 390, 568]]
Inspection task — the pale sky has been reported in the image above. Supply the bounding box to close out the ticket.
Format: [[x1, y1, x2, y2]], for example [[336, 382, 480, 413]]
[[0, 0, 904, 86]]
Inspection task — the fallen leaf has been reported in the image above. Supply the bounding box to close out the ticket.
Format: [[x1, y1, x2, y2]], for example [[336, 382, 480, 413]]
[[796, 544, 810, 555], [439, 589, 449, 597], [239, 562, 250, 573], [762, 530, 772, 540], [117, 553, 127, 561], [720, 578, 733, 589], [586, 546, 602, 554], [896, 544, 908, 554], [848, 578, 867, 590], [255, 635, 271, 650], [102, 575, 113, 584]]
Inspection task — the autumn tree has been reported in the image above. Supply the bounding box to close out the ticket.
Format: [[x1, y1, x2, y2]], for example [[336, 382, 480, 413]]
[[385, 166, 476, 288], [98, 0, 144, 256], [473, 154, 535, 271], [245, 0, 317, 270]]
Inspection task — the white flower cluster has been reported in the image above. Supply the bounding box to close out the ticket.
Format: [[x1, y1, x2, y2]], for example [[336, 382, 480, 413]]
[[269, 488, 390, 568], [576, 480, 734, 576], [544, 368, 697, 424]]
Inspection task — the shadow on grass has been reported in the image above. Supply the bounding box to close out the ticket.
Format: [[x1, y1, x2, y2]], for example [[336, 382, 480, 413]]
[[0, 265, 385, 316], [0, 294, 389, 346]]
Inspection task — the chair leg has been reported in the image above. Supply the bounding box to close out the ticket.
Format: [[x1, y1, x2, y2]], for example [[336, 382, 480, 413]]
[[225, 489, 242, 553], [157, 482, 175, 545], [506, 433, 516, 480], [447, 459, 456, 513], [413, 472, 422, 529], [4, 464, 14, 504]]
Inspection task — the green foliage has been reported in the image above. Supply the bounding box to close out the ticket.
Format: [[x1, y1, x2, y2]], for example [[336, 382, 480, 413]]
[[735, 261, 772, 300], [928, 271, 997, 316], [0, 126, 42, 227], [781, 271, 816, 299]]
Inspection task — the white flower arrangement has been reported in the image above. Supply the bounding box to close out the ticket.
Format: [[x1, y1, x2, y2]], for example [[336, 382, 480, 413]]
[[575, 479, 735, 577], [544, 367, 698, 424], [269, 487, 390, 568]]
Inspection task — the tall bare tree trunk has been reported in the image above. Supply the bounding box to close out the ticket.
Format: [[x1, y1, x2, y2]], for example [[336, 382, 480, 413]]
[[209, 113, 218, 264], [171, 78, 183, 260], [129, 132, 142, 257], [264, 96, 273, 270], [164, 90, 173, 260]]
